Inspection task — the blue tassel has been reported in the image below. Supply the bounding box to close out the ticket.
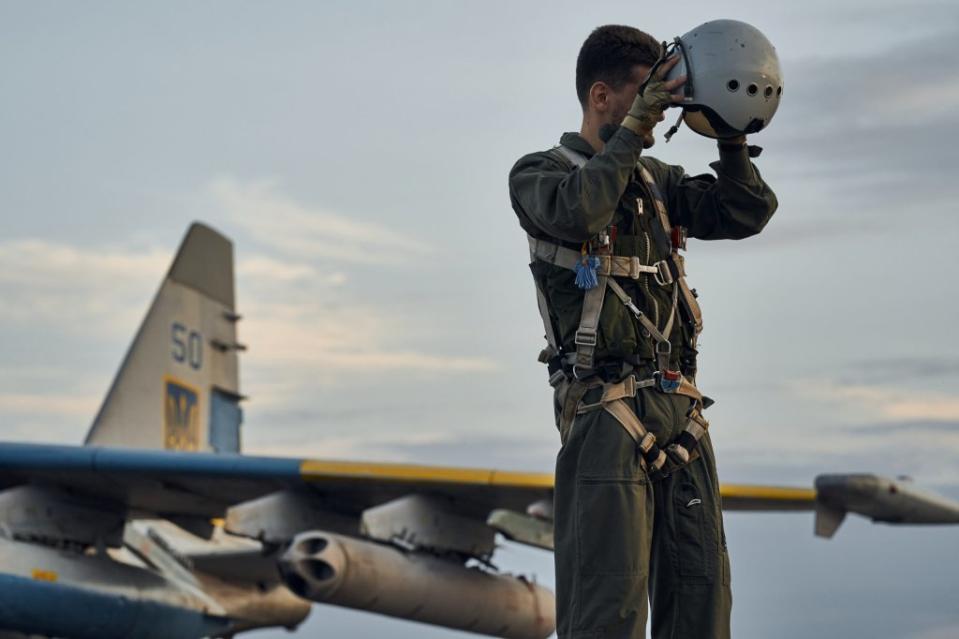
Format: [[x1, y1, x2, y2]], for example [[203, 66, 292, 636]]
[[574, 255, 601, 290]]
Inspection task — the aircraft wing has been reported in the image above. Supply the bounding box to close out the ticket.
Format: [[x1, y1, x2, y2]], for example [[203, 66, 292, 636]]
[[0, 442, 550, 523], [4, 444, 959, 639], [4, 442, 956, 549]]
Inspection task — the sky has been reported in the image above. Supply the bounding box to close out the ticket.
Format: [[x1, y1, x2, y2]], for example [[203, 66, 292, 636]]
[[1, 0, 958, 637]]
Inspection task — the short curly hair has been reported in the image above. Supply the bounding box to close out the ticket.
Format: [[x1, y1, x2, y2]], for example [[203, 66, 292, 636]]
[[576, 25, 662, 108]]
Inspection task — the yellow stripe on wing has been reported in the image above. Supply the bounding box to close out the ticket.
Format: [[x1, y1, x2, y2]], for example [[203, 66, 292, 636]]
[[299, 459, 554, 489], [721, 484, 816, 502], [299, 461, 816, 507]]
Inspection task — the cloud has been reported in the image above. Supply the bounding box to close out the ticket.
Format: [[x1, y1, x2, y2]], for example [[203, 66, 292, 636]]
[[0, 179, 497, 447], [757, 23, 959, 217], [236, 255, 337, 284], [0, 235, 494, 374], [0, 239, 167, 332], [783, 24, 959, 129], [908, 623, 959, 639], [709, 371, 959, 486], [0, 392, 98, 417], [838, 356, 959, 384], [207, 175, 432, 265], [246, 429, 555, 470], [792, 380, 959, 422]]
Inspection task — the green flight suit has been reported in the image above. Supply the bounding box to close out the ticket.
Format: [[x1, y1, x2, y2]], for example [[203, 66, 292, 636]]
[[509, 126, 777, 639]]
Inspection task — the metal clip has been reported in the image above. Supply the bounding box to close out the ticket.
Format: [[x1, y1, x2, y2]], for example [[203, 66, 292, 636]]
[[654, 260, 674, 286], [619, 294, 644, 319], [655, 340, 672, 358], [572, 364, 595, 381]]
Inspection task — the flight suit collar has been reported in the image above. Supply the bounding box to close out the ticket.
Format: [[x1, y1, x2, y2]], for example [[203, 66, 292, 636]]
[[559, 132, 597, 158]]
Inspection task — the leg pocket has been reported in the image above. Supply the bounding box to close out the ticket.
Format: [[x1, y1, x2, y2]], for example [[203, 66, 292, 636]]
[[577, 478, 650, 577], [674, 481, 709, 579]]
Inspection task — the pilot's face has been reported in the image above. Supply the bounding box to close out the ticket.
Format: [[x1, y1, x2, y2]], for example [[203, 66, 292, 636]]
[[606, 65, 664, 148]]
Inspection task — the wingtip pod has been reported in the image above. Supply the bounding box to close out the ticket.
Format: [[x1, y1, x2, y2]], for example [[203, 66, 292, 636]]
[[168, 222, 235, 310], [814, 473, 959, 538]]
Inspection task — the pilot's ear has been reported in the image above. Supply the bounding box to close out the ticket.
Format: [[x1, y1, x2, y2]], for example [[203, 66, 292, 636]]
[[588, 81, 611, 113]]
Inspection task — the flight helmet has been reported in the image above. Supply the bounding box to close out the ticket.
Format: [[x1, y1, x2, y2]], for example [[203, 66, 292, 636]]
[[663, 19, 783, 139]]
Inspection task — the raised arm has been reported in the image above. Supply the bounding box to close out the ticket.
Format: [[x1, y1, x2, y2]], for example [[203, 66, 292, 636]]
[[652, 140, 779, 241], [508, 128, 645, 243], [510, 58, 687, 243]]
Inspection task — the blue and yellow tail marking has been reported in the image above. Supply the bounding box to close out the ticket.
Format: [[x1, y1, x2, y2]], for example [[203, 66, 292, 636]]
[[164, 377, 200, 451]]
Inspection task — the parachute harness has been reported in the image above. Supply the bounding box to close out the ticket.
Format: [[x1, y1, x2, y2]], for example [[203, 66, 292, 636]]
[[528, 145, 709, 481]]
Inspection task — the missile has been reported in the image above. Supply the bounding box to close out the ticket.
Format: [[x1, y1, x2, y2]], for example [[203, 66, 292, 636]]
[[278, 531, 555, 639]]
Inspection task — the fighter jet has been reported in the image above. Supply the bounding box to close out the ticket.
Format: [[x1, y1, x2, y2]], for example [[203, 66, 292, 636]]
[[1, 223, 957, 639]]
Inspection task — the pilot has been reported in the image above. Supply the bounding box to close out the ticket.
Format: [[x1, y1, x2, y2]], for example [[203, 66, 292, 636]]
[[508, 24, 779, 638]]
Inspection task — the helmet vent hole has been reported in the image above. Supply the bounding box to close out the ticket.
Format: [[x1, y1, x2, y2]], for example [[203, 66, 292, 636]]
[[764, 85, 774, 98], [727, 79, 740, 92], [747, 83, 759, 96], [777, 86, 783, 96]]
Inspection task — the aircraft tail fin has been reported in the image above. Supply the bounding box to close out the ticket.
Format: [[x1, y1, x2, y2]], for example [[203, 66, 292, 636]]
[[84, 223, 245, 453]]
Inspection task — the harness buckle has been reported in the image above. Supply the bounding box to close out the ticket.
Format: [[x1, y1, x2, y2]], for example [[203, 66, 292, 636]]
[[666, 442, 691, 464], [621, 374, 637, 398], [639, 431, 656, 454], [574, 329, 598, 347], [572, 364, 595, 381], [655, 340, 672, 358], [654, 260, 674, 286], [548, 369, 567, 388]]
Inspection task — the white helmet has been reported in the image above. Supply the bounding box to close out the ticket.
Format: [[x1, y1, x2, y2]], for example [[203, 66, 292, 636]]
[[664, 19, 783, 139]]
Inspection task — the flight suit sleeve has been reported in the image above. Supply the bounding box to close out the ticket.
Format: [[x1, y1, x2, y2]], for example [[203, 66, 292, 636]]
[[652, 145, 779, 241], [508, 128, 646, 243]]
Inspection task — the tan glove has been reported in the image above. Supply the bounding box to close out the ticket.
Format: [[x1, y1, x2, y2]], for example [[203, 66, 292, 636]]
[[622, 79, 674, 136]]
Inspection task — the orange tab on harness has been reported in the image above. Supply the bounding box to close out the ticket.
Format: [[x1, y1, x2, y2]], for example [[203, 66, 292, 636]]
[[671, 226, 687, 251]]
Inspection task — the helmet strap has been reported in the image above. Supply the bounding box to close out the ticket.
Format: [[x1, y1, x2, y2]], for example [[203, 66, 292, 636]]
[[663, 109, 685, 143], [639, 40, 676, 95], [642, 38, 689, 143]]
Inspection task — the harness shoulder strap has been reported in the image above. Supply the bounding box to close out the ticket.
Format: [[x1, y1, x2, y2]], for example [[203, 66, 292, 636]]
[[540, 144, 601, 374], [526, 143, 587, 362], [637, 164, 671, 232], [637, 162, 704, 337], [550, 144, 588, 169], [573, 275, 606, 373]]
